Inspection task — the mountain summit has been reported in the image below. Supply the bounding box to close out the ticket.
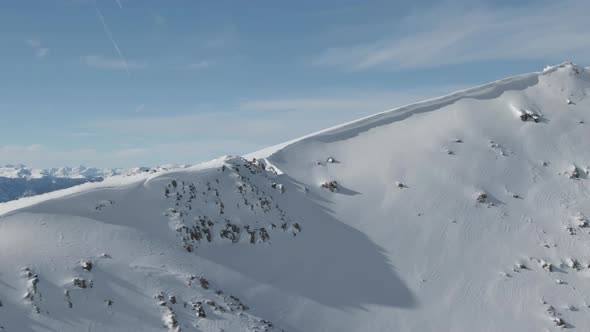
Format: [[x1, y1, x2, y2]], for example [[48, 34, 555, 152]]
[[1, 62, 590, 331]]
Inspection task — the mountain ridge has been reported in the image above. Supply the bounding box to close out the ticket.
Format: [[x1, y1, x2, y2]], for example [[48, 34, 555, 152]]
[[1, 62, 590, 331], [249, 61, 583, 161]]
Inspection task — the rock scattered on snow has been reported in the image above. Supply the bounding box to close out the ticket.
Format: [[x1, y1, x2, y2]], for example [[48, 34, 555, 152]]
[[198, 276, 210, 290], [81, 260, 93, 271], [552, 317, 566, 327], [476, 192, 488, 203], [321, 181, 339, 192], [95, 200, 115, 211], [64, 290, 72, 308], [271, 182, 285, 193], [566, 258, 582, 271], [194, 302, 206, 318], [566, 164, 580, 179], [513, 263, 527, 272], [518, 109, 540, 123], [72, 277, 90, 289], [164, 158, 300, 252], [539, 259, 553, 272], [21, 268, 41, 314], [565, 226, 577, 235], [576, 213, 588, 228]]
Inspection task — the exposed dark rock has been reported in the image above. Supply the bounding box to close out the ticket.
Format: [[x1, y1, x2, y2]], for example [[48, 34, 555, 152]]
[[73, 278, 88, 289], [476, 192, 487, 203], [199, 276, 210, 290], [321, 181, 339, 192], [81, 260, 93, 271]]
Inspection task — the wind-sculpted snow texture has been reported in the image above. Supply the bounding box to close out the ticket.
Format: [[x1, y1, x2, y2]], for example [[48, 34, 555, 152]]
[[1, 62, 590, 331]]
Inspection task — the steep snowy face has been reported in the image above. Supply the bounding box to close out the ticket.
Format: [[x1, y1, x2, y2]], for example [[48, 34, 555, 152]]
[[0, 156, 306, 332], [1, 62, 590, 332], [251, 62, 590, 331]]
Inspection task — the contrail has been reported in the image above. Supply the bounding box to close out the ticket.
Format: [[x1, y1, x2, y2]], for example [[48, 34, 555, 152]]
[[115, 0, 122, 8], [94, 4, 129, 74]]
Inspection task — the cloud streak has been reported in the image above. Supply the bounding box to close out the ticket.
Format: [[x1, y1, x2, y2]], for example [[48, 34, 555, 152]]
[[81, 55, 146, 70], [3, 84, 463, 168], [95, 85, 461, 146], [239, 86, 466, 113], [25, 38, 49, 59], [187, 61, 212, 70], [94, 4, 130, 74], [0, 141, 257, 169], [313, 0, 590, 71]]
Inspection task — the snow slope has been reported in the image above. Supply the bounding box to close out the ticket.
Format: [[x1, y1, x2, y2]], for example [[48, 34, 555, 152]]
[[2, 62, 590, 331]]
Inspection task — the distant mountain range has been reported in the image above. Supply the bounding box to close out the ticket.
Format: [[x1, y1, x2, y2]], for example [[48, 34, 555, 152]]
[[0, 164, 188, 203]]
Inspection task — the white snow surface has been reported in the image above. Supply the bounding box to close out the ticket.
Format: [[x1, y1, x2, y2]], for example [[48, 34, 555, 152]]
[[2, 62, 590, 331]]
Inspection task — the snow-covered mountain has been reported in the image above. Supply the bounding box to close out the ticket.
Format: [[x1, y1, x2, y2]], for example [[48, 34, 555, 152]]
[[0, 165, 189, 203], [0, 165, 123, 203], [0, 165, 123, 180], [1, 62, 590, 331]]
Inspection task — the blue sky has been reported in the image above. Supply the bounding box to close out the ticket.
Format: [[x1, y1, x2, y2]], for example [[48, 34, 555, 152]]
[[1, 0, 588, 168]]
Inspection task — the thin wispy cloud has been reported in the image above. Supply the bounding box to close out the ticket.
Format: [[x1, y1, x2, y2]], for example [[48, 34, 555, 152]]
[[94, 4, 130, 74], [25, 38, 49, 59], [70, 132, 97, 137], [240, 95, 405, 113], [36, 48, 50, 58], [95, 85, 461, 152], [25, 39, 41, 48], [313, 0, 590, 71], [0, 141, 258, 168], [239, 86, 466, 113], [11, 1, 584, 169], [0, 144, 42, 153], [81, 55, 146, 71], [0, 144, 106, 168], [187, 61, 212, 70]]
